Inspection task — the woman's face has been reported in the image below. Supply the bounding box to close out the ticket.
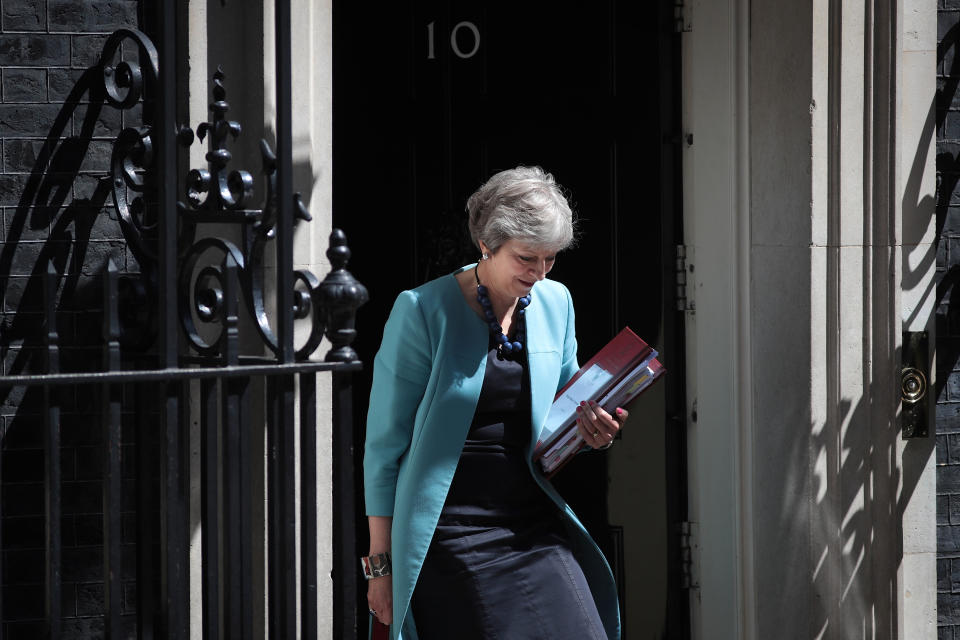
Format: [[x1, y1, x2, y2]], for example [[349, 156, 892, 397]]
[[480, 239, 557, 300]]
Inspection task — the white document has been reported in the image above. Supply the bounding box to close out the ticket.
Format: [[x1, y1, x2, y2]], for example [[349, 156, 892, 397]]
[[597, 351, 658, 407], [539, 364, 613, 445]]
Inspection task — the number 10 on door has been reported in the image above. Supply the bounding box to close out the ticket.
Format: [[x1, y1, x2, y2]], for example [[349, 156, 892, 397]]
[[427, 21, 480, 59]]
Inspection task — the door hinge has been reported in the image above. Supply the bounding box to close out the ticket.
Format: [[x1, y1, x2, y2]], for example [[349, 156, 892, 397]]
[[674, 0, 692, 32], [675, 244, 695, 313], [679, 520, 699, 589]]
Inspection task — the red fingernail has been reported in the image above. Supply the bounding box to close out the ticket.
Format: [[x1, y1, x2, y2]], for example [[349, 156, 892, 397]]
[[580, 401, 586, 406], [616, 408, 624, 416], [576, 406, 582, 412]]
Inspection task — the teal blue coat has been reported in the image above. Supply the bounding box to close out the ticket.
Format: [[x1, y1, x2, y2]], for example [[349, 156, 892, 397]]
[[364, 265, 620, 640]]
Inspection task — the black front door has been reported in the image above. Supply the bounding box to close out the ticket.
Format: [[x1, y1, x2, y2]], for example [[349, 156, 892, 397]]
[[334, 2, 687, 637]]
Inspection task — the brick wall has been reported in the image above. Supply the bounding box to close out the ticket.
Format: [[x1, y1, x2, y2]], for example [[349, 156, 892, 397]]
[[940, 3, 960, 639], [0, 2, 142, 637]]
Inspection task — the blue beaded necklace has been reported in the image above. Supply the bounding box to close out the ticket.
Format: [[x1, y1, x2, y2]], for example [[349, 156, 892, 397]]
[[474, 263, 531, 359]]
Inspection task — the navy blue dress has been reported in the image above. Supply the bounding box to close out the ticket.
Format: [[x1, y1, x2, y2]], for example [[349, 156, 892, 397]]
[[410, 336, 606, 640]]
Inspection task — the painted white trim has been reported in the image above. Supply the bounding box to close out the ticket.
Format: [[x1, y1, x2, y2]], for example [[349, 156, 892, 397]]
[[187, 4, 208, 637], [896, 0, 938, 637], [682, 0, 743, 636]]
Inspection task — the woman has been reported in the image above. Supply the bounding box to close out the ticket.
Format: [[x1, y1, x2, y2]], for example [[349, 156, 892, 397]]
[[363, 166, 625, 639]]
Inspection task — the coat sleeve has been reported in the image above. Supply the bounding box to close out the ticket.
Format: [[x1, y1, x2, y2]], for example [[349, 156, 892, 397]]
[[557, 284, 579, 392], [363, 290, 433, 517]]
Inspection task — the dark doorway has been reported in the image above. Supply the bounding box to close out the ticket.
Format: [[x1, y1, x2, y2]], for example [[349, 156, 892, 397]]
[[334, 1, 687, 637]]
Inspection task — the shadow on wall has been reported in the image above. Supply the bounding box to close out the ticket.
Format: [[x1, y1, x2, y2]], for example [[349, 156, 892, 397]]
[[937, 20, 960, 393], [789, 14, 943, 639], [934, 14, 960, 637], [0, 65, 115, 382], [794, 85, 935, 634], [766, 25, 940, 639], [0, 43, 146, 635]]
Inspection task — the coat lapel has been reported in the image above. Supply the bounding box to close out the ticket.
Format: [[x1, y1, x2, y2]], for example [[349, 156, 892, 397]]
[[524, 284, 562, 450], [440, 268, 489, 442], [446, 265, 491, 364]]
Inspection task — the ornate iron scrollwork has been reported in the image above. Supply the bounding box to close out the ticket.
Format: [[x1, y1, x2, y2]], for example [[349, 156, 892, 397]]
[[185, 68, 254, 213], [100, 29, 161, 265], [176, 68, 330, 360], [100, 37, 365, 362]]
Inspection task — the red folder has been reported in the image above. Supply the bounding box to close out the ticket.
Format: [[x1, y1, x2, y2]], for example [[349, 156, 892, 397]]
[[532, 327, 665, 476]]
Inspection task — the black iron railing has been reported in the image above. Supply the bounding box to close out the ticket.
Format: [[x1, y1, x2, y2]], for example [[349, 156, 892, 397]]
[[0, 3, 366, 638]]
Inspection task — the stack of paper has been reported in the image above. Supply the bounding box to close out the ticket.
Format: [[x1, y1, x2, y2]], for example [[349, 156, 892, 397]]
[[532, 327, 666, 476]]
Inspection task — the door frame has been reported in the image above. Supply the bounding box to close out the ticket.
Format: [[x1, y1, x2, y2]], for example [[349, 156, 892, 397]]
[[332, 0, 693, 636], [681, 0, 752, 637]]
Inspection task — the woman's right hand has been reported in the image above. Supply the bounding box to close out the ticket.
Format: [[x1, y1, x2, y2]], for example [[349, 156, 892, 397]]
[[368, 575, 393, 625], [575, 400, 628, 449]]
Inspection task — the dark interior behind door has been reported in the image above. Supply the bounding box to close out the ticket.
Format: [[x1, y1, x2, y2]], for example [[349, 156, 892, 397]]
[[333, 2, 687, 636]]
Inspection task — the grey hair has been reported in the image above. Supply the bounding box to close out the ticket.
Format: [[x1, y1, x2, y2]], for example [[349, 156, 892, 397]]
[[466, 166, 576, 254]]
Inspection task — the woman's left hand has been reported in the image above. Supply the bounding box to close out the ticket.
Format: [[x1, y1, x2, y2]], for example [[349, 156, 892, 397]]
[[575, 401, 628, 450]]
